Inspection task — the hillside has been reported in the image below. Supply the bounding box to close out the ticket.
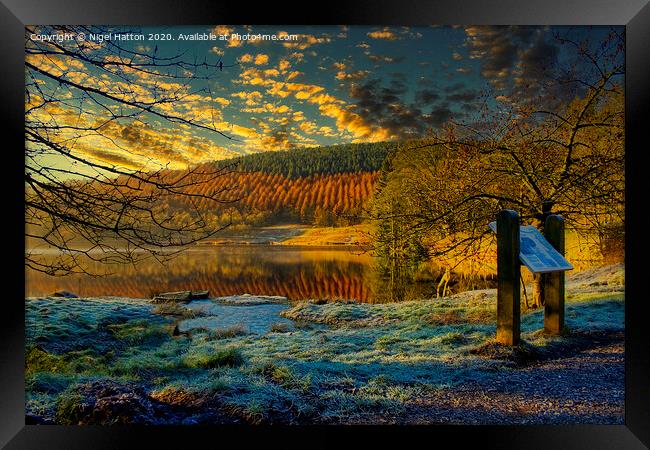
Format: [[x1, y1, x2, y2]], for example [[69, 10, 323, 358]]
[[172, 142, 395, 227]]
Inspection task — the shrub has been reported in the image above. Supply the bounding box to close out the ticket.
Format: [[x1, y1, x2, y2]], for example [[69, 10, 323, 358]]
[[269, 322, 290, 333], [210, 324, 248, 339]]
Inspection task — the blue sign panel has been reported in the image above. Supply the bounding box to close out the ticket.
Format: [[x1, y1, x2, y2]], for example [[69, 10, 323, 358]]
[[488, 222, 574, 273]]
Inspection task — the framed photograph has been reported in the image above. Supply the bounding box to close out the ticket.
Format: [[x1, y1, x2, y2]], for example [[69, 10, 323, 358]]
[[2, 0, 649, 447]]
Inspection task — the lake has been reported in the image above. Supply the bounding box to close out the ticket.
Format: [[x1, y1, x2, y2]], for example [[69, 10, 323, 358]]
[[25, 245, 497, 303]]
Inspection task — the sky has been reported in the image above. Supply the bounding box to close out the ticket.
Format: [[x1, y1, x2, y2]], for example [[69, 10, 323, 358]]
[[25, 25, 623, 172]]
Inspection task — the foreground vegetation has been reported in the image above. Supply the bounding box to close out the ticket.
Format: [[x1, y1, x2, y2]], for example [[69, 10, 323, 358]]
[[26, 265, 624, 425]]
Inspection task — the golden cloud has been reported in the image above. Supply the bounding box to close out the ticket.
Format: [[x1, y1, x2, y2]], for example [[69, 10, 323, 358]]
[[254, 54, 269, 65], [212, 25, 235, 36], [211, 46, 225, 56], [278, 59, 291, 72], [238, 54, 253, 63], [281, 33, 331, 50], [367, 28, 399, 40]]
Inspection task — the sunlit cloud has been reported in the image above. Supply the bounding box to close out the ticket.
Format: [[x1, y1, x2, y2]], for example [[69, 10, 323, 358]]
[[210, 46, 225, 56], [281, 33, 331, 50], [254, 54, 269, 65], [367, 28, 400, 41]]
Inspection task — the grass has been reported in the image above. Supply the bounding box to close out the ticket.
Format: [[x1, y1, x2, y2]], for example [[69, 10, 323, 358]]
[[182, 347, 244, 369], [107, 319, 171, 346], [150, 385, 207, 407], [208, 324, 248, 339], [152, 303, 196, 318], [54, 392, 85, 425], [280, 224, 372, 247]]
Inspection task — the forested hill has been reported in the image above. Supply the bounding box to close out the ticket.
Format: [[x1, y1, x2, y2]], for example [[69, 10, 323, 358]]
[[173, 141, 398, 227], [214, 142, 394, 178]]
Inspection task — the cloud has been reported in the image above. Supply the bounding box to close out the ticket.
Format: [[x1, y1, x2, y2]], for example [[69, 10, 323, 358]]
[[426, 106, 453, 128], [281, 33, 331, 50], [210, 46, 225, 57], [465, 26, 522, 81], [238, 54, 253, 63], [415, 89, 440, 104], [278, 59, 291, 72], [367, 54, 405, 64], [445, 82, 467, 93], [335, 70, 369, 81], [318, 102, 391, 141], [367, 28, 400, 40], [254, 54, 269, 65], [213, 97, 231, 106], [463, 26, 562, 104], [447, 89, 478, 102], [232, 90, 263, 106], [212, 25, 235, 36], [346, 73, 476, 137], [237, 65, 392, 141]]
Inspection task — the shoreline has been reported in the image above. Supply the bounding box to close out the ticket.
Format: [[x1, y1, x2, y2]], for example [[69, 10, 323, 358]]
[[25, 265, 624, 425]]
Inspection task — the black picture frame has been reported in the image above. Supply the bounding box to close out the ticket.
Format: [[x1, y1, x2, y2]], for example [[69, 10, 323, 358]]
[[2, 0, 648, 447]]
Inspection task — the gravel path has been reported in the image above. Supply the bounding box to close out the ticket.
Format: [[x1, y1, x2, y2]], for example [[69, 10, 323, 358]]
[[396, 331, 624, 425]]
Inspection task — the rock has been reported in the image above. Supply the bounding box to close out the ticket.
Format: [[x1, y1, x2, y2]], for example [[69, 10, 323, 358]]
[[190, 290, 210, 300], [152, 291, 192, 303], [51, 290, 78, 298], [152, 290, 210, 303], [213, 294, 289, 305]]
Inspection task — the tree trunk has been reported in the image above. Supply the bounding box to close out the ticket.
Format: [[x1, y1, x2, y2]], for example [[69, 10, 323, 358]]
[[532, 273, 545, 308], [530, 205, 553, 308]]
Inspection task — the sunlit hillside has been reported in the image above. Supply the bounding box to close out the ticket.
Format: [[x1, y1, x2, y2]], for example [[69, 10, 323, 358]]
[[160, 142, 394, 227]]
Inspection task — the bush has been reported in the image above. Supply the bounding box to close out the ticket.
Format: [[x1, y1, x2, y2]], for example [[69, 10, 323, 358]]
[[269, 322, 290, 333], [210, 324, 248, 339]]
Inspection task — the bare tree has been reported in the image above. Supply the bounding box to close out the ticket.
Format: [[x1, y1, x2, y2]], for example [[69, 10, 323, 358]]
[[370, 29, 625, 306], [25, 26, 239, 276]]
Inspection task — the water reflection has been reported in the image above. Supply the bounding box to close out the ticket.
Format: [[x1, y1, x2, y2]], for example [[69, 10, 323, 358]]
[[25, 246, 497, 303]]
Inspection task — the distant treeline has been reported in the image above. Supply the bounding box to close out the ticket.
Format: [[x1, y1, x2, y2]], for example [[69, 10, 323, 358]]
[[213, 142, 395, 179]]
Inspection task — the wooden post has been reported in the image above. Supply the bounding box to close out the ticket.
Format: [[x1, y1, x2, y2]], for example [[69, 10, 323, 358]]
[[543, 215, 565, 334], [496, 210, 521, 346]]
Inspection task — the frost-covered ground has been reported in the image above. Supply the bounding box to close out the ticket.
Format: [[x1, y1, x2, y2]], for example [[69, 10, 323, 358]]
[[25, 264, 624, 425]]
